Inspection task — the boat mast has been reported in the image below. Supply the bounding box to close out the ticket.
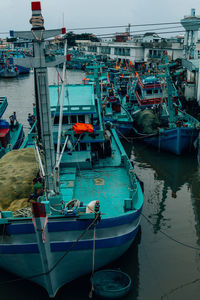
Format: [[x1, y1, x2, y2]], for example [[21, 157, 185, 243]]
[[158, 53, 176, 126], [11, 2, 66, 192]]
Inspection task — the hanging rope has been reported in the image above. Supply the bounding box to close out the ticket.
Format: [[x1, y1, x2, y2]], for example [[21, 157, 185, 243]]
[[89, 226, 96, 298], [0, 213, 100, 285]]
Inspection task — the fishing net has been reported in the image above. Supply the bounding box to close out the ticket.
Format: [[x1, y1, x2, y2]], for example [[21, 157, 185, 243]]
[[135, 109, 160, 134], [0, 148, 39, 211]]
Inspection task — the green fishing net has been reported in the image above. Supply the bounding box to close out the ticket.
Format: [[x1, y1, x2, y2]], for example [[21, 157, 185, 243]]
[[135, 109, 160, 134], [0, 148, 39, 211]]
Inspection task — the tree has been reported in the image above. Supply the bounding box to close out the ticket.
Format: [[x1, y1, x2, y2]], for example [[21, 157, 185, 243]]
[[64, 32, 99, 47]]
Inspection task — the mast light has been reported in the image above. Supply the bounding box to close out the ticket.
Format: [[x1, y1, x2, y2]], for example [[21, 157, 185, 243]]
[[31, 2, 41, 11]]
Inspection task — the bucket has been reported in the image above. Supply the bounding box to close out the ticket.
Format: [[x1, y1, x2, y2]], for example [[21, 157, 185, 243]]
[[91, 269, 131, 299]]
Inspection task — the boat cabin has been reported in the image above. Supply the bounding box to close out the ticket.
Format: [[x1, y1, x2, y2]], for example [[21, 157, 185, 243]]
[[49, 84, 107, 169]]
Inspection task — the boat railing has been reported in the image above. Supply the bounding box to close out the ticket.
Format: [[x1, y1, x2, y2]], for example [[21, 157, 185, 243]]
[[178, 109, 200, 126], [0, 96, 8, 117], [53, 128, 105, 143], [21, 119, 37, 148]]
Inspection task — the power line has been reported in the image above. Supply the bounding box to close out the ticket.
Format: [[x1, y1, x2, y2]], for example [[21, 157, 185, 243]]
[[94, 30, 185, 39], [95, 26, 184, 37], [68, 22, 181, 31]]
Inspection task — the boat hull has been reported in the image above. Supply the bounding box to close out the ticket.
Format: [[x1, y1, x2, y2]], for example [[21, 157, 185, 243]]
[[0, 209, 141, 298], [0, 124, 24, 158], [104, 119, 133, 137], [143, 127, 199, 155]]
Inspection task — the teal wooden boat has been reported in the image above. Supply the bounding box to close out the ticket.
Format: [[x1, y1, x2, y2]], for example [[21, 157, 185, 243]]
[[103, 85, 134, 137], [0, 97, 24, 158], [0, 3, 144, 298]]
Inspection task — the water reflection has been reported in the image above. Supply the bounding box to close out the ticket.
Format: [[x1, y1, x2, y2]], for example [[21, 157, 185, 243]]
[[123, 140, 199, 234]]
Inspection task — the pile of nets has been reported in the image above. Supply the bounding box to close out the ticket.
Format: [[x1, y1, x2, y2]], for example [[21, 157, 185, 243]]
[[135, 109, 160, 134], [0, 148, 39, 211]]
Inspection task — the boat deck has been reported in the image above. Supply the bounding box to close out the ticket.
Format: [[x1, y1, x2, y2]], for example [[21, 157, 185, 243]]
[[74, 167, 130, 217]]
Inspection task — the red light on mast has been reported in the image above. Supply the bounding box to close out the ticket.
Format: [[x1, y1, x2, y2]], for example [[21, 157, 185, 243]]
[[31, 2, 41, 11], [62, 27, 66, 34]]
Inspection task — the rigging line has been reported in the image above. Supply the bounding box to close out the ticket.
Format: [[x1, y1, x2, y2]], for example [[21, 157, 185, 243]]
[[95, 30, 185, 39], [95, 26, 184, 37], [142, 212, 200, 251], [68, 22, 181, 31], [96, 30, 185, 38], [0, 214, 99, 285]]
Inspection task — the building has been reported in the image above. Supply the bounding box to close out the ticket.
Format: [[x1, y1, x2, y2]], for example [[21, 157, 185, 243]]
[[78, 33, 184, 70]]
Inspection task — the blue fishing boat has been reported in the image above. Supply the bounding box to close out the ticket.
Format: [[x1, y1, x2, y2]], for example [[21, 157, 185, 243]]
[[132, 56, 200, 155], [0, 97, 24, 158], [83, 67, 133, 137], [103, 84, 134, 137], [0, 50, 30, 76], [0, 57, 19, 78], [0, 3, 143, 298]]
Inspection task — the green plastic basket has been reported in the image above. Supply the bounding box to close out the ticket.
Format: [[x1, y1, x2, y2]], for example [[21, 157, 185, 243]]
[[91, 269, 131, 299]]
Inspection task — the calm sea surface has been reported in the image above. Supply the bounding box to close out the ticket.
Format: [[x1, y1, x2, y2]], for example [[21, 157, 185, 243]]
[[0, 69, 200, 300]]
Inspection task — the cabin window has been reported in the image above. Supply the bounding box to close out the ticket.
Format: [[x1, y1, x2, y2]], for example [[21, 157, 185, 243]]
[[80, 143, 87, 151], [53, 115, 68, 124], [154, 90, 158, 94], [78, 115, 85, 122], [146, 90, 152, 95], [54, 116, 59, 124], [71, 115, 77, 123], [63, 116, 68, 124]]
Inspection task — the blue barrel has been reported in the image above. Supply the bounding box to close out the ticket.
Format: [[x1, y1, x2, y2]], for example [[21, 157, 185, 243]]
[[91, 269, 131, 299], [0, 119, 9, 129]]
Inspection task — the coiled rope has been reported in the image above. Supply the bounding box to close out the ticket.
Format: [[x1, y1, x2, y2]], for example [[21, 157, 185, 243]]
[[29, 15, 44, 28], [29, 15, 44, 41]]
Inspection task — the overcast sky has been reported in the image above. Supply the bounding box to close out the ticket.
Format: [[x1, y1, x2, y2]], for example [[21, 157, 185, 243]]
[[1, 0, 200, 37]]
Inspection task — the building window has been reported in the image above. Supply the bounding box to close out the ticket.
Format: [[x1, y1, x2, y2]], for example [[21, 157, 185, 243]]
[[114, 47, 130, 56], [88, 46, 97, 52], [101, 47, 111, 54]]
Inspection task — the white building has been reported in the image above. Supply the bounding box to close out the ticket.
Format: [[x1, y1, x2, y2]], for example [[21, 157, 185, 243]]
[[77, 34, 184, 70]]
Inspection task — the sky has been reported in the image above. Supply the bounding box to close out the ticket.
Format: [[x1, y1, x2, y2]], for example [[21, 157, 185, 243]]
[[1, 0, 200, 38]]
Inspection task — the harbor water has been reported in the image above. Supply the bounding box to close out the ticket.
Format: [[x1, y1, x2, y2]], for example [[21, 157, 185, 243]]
[[0, 69, 200, 299]]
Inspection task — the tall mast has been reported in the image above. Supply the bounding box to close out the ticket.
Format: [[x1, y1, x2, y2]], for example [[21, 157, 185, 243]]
[[11, 1, 66, 192], [158, 53, 176, 125]]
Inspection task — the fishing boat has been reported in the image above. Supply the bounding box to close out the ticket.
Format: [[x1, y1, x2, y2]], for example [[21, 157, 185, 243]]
[[84, 67, 134, 137], [132, 56, 200, 155], [0, 2, 143, 298], [0, 97, 24, 158], [102, 82, 134, 137], [0, 50, 30, 77], [0, 57, 19, 78]]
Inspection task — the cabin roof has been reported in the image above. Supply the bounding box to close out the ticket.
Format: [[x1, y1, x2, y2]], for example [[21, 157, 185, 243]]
[[49, 84, 96, 114]]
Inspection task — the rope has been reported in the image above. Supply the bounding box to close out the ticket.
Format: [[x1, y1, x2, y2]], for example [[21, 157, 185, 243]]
[[29, 16, 44, 28], [29, 15, 44, 41], [0, 213, 100, 285], [13, 207, 32, 218], [142, 212, 200, 251], [89, 226, 96, 298]]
